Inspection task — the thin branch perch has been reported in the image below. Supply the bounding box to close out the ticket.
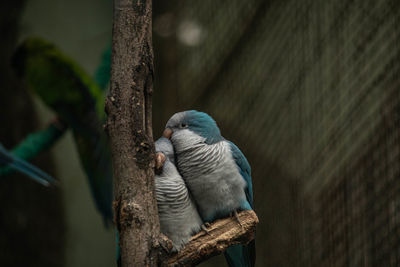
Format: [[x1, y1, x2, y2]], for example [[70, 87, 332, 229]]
[[164, 210, 259, 267]]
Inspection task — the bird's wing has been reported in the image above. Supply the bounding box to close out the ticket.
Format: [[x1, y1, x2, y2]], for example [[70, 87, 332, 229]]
[[226, 142, 256, 267], [228, 141, 253, 208]]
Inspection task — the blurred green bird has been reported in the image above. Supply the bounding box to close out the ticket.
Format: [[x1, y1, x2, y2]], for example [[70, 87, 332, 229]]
[[12, 37, 113, 226]]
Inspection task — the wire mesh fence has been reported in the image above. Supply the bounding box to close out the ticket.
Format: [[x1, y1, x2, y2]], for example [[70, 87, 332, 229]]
[[153, 0, 400, 266]]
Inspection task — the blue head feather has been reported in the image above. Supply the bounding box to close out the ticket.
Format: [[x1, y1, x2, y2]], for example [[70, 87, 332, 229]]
[[183, 110, 224, 144]]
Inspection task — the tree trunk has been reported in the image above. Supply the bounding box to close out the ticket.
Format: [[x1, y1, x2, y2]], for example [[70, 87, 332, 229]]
[[106, 0, 159, 266]]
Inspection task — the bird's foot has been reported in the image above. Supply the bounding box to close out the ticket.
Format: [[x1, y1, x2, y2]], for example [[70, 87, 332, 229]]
[[231, 210, 244, 229], [201, 223, 212, 235], [155, 152, 166, 174]]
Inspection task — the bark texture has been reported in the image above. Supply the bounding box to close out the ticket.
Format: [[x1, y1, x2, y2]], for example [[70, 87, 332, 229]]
[[106, 0, 159, 266], [164, 210, 259, 267]]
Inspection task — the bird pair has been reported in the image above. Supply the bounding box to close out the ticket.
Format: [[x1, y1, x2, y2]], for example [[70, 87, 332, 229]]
[[154, 110, 255, 267]]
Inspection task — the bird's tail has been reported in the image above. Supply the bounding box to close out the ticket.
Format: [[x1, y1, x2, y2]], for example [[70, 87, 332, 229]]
[[224, 240, 256, 267], [0, 144, 58, 187]]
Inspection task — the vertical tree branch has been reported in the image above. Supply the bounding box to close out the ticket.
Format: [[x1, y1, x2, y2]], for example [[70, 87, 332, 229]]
[[106, 0, 159, 266]]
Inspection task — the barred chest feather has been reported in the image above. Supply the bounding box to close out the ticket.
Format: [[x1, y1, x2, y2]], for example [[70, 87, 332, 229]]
[[154, 160, 202, 250], [172, 130, 247, 222]]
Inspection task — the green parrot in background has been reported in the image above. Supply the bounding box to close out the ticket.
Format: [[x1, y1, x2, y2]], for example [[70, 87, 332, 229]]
[[12, 37, 113, 226]]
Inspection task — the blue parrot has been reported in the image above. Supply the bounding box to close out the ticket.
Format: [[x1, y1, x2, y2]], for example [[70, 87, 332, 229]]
[[154, 137, 203, 251], [116, 137, 202, 264], [0, 143, 57, 187], [163, 110, 255, 267]]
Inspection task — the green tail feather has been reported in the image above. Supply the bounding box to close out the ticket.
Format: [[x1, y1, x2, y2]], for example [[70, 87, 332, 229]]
[[0, 121, 66, 177]]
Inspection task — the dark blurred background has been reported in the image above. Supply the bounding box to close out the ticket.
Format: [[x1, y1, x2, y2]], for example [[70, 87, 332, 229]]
[[1, 0, 400, 266]]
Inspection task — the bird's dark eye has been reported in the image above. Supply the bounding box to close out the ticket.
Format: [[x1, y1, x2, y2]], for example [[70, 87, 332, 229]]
[[180, 123, 188, 128]]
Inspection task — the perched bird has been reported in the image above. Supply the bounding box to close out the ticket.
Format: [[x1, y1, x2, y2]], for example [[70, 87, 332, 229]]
[[12, 37, 113, 225], [116, 137, 202, 264], [163, 110, 255, 267], [154, 137, 202, 251], [0, 143, 57, 187]]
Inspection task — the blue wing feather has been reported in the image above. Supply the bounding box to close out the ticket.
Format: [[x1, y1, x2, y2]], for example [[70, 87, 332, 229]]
[[228, 141, 253, 208], [226, 141, 255, 267]]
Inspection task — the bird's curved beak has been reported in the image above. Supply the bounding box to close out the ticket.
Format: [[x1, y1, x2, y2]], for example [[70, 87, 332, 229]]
[[163, 128, 172, 139]]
